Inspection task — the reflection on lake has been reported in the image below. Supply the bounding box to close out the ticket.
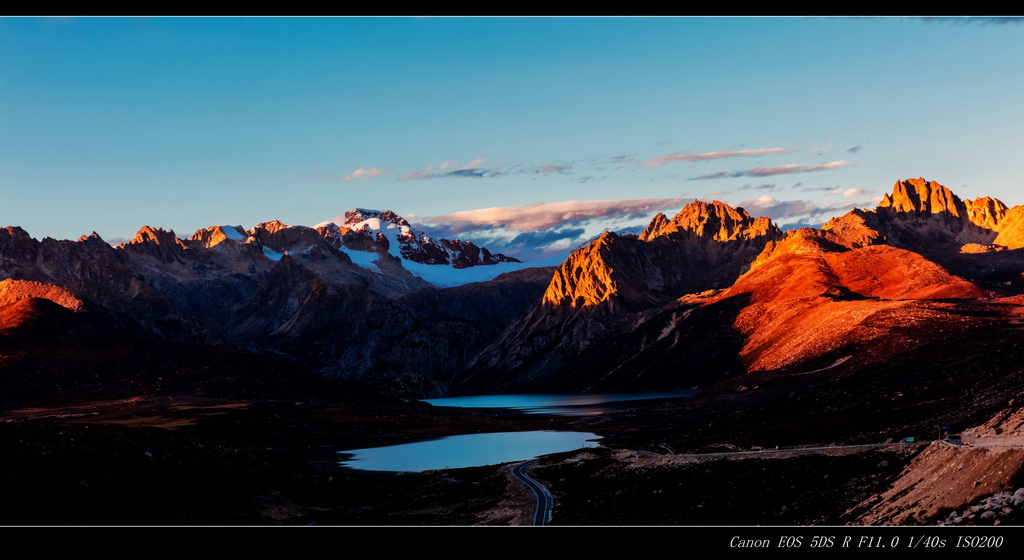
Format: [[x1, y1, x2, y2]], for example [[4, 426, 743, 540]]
[[419, 392, 690, 416], [338, 430, 601, 472]]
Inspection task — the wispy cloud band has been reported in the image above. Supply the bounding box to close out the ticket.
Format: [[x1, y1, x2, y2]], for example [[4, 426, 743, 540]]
[[690, 160, 858, 180], [644, 147, 796, 168], [425, 197, 690, 233], [341, 168, 389, 181]]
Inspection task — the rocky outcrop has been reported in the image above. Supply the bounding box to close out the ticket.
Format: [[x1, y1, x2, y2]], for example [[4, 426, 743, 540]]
[[0, 296, 76, 333], [0, 227, 41, 275], [0, 279, 84, 311], [992, 205, 1024, 249], [542, 232, 665, 310], [965, 196, 1008, 231], [853, 442, 1024, 525], [940, 488, 1024, 526]]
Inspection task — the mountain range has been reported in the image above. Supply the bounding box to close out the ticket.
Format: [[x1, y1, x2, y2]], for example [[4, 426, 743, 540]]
[[4, 177, 1024, 403]]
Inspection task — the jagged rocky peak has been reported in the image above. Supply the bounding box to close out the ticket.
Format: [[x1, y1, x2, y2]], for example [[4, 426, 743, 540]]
[[314, 221, 343, 237], [343, 208, 410, 228], [248, 221, 324, 254], [190, 225, 249, 248], [639, 199, 780, 242], [876, 178, 1011, 232], [0, 227, 40, 267], [321, 208, 417, 246], [126, 225, 186, 247], [121, 226, 191, 252], [118, 225, 192, 263], [1, 226, 33, 241], [74, 232, 114, 253], [252, 220, 291, 235], [879, 177, 968, 217], [823, 178, 1010, 251], [541, 231, 630, 308], [77, 231, 104, 243], [341, 209, 415, 245]]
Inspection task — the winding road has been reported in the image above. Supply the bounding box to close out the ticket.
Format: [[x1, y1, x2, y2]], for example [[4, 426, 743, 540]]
[[510, 460, 553, 526]]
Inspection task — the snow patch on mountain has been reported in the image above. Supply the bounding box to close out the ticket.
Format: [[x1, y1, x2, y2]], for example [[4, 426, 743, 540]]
[[219, 225, 246, 241], [343, 248, 382, 271], [263, 247, 285, 261], [403, 254, 566, 287]]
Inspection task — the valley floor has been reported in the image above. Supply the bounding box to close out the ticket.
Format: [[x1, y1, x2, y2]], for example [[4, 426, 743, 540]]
[[4, 391, 1024, 529]]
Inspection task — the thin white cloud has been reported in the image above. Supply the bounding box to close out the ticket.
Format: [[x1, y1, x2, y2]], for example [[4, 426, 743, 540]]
[[917, 16, 1024, 25], [644, 147, 796, 168], [496, 162, 576, 177], [398, 158, 489, 180], [821, 187, 870, 197], [340, 168, 389, 181]]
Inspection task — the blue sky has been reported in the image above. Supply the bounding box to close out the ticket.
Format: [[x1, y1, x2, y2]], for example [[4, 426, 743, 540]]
[[2, 16, 1024, 260]]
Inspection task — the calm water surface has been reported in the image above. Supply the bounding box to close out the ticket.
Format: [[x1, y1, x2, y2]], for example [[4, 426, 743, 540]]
[[337, 393, 685, 472], [419, 392, 690, 416], [337, 430, 601, 472]]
